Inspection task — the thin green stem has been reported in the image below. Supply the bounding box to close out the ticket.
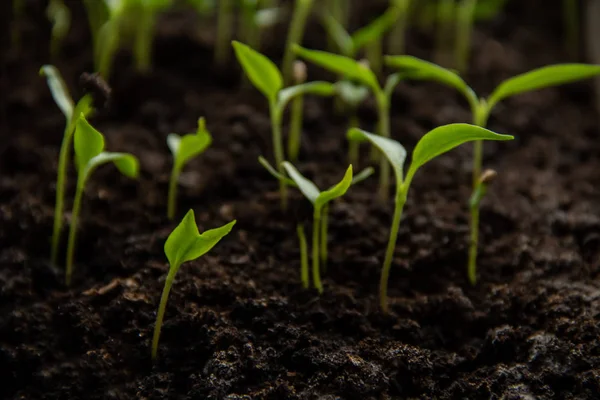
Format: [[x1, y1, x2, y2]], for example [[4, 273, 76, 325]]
[[376, 93, 391, 202], [282, 0, 314, 85], [97, 20, 120, 79], [297, 224, 309, 288], [320, 204, 329, 271], [152, 265, 178, 360], [472, 140, 483, 188], [348, 114, 360, 166], [65, 176, 85, 286], [215, 0, 234, 67], [454, 0, 476, 74], [468, 186, 482, 285], [366, 39, 383, 77], [312, 207, 322, 293], [287, 92, 304, 162], [167, 165, 180, 220], [134, 8, 154, 72], [380, 189, 406, 313], [51, 126, 72, 265], [271, 105, 288, 210], [434, 0, 456, 67]]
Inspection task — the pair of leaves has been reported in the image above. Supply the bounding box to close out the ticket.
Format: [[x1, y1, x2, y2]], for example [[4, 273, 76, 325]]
[[347, 124, 514, 188], [74, 115, 139, 179], [164, 209, 236, 269], [167, 117, 212, 171]]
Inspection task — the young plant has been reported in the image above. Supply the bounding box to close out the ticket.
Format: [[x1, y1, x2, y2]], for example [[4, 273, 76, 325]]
[[281, 0, 315, 85], [41, 65, 95, 266], [347, 124, 513, 312], [215, 0, 234, 67], [46, 0, 71, 59], [232, 41, 337, 209], [152, 210, 235, 359], [167, 118, 212, 220], [66, 115, 140, 286], [384, 55, 600, 284], [293, 45, 407, 202], [259, 157, 373, 289]]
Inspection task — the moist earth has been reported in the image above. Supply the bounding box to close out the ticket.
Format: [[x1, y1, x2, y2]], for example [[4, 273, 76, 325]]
[[1, 1, 600, 399]]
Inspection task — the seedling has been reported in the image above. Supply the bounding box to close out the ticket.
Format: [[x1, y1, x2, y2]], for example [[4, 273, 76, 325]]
[[232, 41, 337, 209], [293, 45, 408, 202], [46, 0, 71, 59], [167, 118, 212, 220], [281, 0, 314, 85], [66, 115, 139, 286], [215, 0, 234, 66], [41, 65, 95, 266], [384, 55, 600, 284], [259, 157, 373, 289], [347, 124, 513, 312], [325, 0, 350, 52], [152, 210, 235, 359]]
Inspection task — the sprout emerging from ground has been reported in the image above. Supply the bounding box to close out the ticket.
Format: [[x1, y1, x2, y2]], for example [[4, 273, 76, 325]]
[[232, 41, 337, 209], [152, 210, 236, 360], [167, 118, 212, 220], [66, 115, 139, 286], [41, 65, 95, 266], [385, 55, 600, 284], [348, 124, 513, 312]]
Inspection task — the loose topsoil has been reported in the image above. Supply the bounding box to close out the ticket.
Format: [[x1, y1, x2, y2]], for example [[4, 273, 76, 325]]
[[2, 1, 600, 399]]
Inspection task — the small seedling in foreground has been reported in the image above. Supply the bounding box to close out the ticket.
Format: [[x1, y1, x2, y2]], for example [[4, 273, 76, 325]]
[[385, 55, 600, 284], [41, 65, 95, 266], [167, 118, 212, 220], [293, 45, 407, 202], [233, 41, 337, 209], [281, 0, 314, 85], [152, 210, 235, 359], [66, 115, 140, 286], [348, 124, 513, 312]]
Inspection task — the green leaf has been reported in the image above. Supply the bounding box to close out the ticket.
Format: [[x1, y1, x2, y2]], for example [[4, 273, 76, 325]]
[[351, 167, 374, 185], [351, 3, 401, 51], [74, 115, 105, 171], [67, 95, 95, 135], [385, 55, 477, 105], [87, 152, 140, 178], [319, 11, 353, 55], [258, 156, 297, 187], [164, 209, 236, 268], [347, 128, 407, 184], [315, 165, 353, 209], [293, 45, 379, 92], [40, 65, 74, 122], [407, 123, 514, 180], [168, 118, 212, 169], [383, 72, 404, 99], [282, 162, 320, 204], [277, 81, 336, 111], [232, 40, 283, 102], [488, 64, 600, 109], [336, 81, 369, 107]]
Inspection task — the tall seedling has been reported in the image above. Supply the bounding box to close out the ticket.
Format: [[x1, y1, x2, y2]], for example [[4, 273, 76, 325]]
[[385, 55, 600, 284], [232, 41, 337, 209], [348, 124, 513, 312], [41, 66, 95, 266]]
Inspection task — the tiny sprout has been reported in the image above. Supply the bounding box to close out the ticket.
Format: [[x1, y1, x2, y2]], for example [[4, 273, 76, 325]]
[[41, 65, 95, 266], [288, 61, 307, 161], [66, 115, 139, 286], [167, 118, 212, 220], [347, 124, 513, 312], [281, 0, 315, 85], [233, 41, 337, 209], [152, 210, 235, 359]]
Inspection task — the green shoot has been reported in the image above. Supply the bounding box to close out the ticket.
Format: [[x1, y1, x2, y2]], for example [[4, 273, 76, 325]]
[[336, 79, 370, 165], [215, 0, 234, 67], [348, 124, 513, 312], [41, 66, 95, 266], [287, 61, 307, 161], [385, 55, 600, 283], [434, 0, 456, 67], [282, 0, 314, 85], [233, 41, 337, 209], [387, 0, 412, 55], [153, 210, 235, 360], [46, 0, 71, 59], [468, 169, 496, 284], [66, 115, 139, 286], [167, 118, 212, 220], [454, 0, 477, 73], [325, 0, 350, 52], [296, 224, 309, 285]]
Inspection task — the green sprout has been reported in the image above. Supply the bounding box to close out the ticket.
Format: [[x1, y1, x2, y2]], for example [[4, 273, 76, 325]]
[[287, 61, 307, 161], [259, 157, 373, 290], [454, 0, 477, 73], [167, 118, 212, 220], [232, 41, 337, 209], [348, 124, 513, 312], [281, 0, 315, 85], [385, 55, 600, 284], [41, 65, 95, 266], [325, 0, 350, 52], [152, 210, 235, 360], [46, 0, 71, 59], [293, 45, 407, 202], [66, 115, 140, 286], [215, 0, 234, 67]]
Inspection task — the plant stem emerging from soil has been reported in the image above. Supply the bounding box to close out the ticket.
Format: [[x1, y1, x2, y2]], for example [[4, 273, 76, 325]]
[[320, 204, 329, 271], [152, 267, 176, 360], [297, 224, 309, 288], [380, 191, 407, 312], [454, 0, 477, 74], [52, 128, 72, 265], [376, 93, 391, 202], [288, 61, 307, 161], [282, 0, 314, 85], [271, 105, 288, 210], [312, 207, 323, 293], [65, 177, 85, 286]]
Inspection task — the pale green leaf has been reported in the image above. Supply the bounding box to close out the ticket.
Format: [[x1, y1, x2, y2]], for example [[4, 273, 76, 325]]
[[40, 65, 74, 122], [258, 156, 297, 187], [232, 40, 283, 102], [488, 64, 600, 109], [277, 81, 336, 111], [319, 11, 353, 55], [88, 152, 140, 178], [66, 95, 95, 136], [336, 81, 369, 107], [74, 115, 105, 171], [315, 165, 353, 209], [351, 167, 374, 185], [351, 3, 401, 51], [282, 162, 320, 204]]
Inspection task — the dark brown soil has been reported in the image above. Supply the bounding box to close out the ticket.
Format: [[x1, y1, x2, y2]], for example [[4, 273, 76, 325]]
[[2, 1, 600, 399]]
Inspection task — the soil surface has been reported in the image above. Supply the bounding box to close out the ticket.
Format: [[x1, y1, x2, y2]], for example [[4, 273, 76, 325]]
[[2, 1, 600, 399]]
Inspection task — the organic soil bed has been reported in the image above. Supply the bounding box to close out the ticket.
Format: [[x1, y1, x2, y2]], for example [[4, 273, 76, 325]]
[[2, 1, 600, 399]]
